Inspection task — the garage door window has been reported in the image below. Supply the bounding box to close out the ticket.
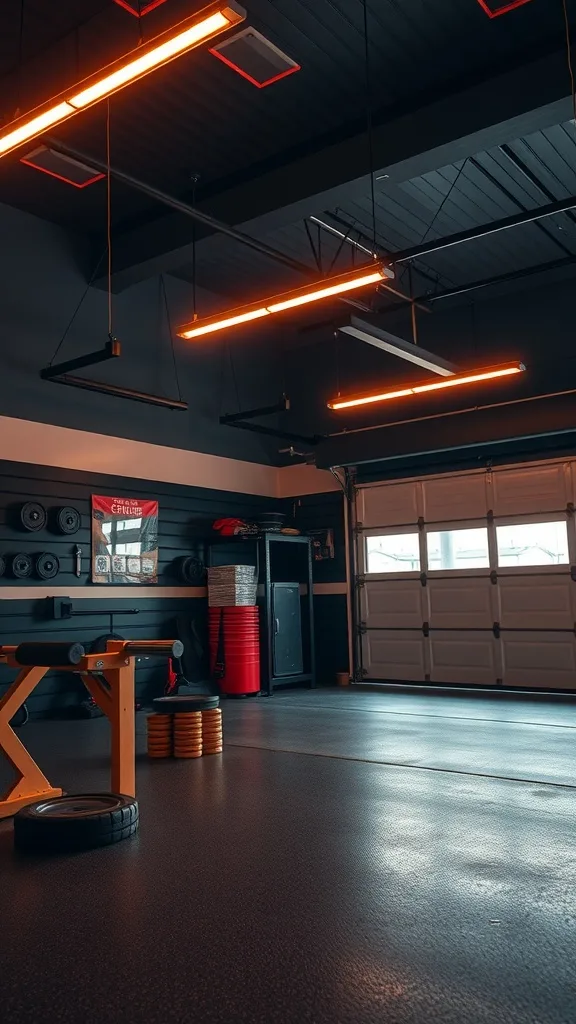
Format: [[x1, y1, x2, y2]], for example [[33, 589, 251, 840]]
[[496, 521, 569, 566], [366, 533, 421, 573], [427, 527, 490, 571]]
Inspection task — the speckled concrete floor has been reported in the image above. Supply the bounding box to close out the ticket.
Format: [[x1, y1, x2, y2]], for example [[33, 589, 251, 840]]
[[1, 687, 575, 1024]]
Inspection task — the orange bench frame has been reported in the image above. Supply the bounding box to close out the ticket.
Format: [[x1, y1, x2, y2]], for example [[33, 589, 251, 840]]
[[0, 640, 138, 819]]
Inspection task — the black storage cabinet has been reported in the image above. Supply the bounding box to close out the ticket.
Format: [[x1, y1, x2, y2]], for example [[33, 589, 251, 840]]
[[207, 533, 316, 695], [272, 583, 303, 677]]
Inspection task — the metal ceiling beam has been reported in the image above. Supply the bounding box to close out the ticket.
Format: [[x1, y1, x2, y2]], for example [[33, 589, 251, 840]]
[[86, 47, 572, 291], [47, 138, 310, 279], [393, 193, 576, 264]]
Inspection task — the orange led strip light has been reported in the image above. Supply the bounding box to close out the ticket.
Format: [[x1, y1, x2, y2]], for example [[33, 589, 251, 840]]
[[177, 265, 389, 339], [0, 3, 246, 159], [327, 362, 526, 410]]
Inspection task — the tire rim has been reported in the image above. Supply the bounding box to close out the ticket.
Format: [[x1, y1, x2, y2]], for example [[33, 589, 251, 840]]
[[34, 795, 123, 816]]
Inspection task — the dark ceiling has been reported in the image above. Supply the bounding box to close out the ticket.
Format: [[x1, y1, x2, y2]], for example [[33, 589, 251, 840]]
[[0, 1, 570, 228], [1, 0, 575, 319]]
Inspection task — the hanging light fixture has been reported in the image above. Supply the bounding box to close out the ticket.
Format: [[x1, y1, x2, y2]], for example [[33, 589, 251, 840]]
[[177, 264, 392, 339], [0, 2, 246, 159], [327, 362, 525, 410]]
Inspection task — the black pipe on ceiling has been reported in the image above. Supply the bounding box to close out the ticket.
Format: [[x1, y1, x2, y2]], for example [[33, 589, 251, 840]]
[[393, 193, 576, 263], [380, 252, 576, 310], [47, 138, 311, 279]]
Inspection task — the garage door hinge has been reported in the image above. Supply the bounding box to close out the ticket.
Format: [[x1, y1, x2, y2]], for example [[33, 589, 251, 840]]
[[420, 572, 427, 587], [425, 673, 431, 682], [567, 502, 574, 517], [490, 570, 498, 585], [571, 566, 576, 582], [353, 521, 364, 534], [417, 516, 425, 531], [487, 509, 494, 523], [492, 621, 501, 639], [354, 574, 365, 588], [358, 621, 367, 635], [496, 677, 503, 686], [422, 621, 430, 637]]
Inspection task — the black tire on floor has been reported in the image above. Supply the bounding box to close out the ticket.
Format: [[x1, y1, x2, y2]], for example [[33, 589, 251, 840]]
[[152, 694, 220, 713], [14, 794, 139, 853]]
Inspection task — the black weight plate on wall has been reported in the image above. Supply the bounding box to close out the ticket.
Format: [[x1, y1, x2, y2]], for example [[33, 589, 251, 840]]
[[55, 506, 81, 535], [20, 502, 47, 532], [36, 552, 60, 580], [183, 556, 206, 585], [12, 553, 33, 579], [0, 555, 5, 578]]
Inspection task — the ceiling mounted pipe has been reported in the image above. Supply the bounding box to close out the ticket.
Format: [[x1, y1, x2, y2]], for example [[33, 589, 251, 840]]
[[47, 138, 311, 278], [47, 140, 393, 314], [394, 194, 576, 264]]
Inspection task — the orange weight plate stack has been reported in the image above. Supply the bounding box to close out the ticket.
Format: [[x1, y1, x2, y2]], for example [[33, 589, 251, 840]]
[[147, 713, 172, 758], [202, 708, 223, 754], [173, 711, 203, 759]]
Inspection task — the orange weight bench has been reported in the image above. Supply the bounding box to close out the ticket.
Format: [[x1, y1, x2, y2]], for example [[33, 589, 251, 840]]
[[0, 639, 183, 820]]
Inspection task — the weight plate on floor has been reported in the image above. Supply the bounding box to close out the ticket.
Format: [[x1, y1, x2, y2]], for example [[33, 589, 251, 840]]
[[55, 506, 81, 535], [0, 554, 5, 578], [20, 502, 47, 532], [36, 552, 60, 580], [153, 695, 220, 713], [12, 553, 33, 579]]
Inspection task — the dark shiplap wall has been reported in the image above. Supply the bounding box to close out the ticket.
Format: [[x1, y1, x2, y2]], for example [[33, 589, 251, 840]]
[[0, 459, 276, 716], [294, 491, 349, 684]]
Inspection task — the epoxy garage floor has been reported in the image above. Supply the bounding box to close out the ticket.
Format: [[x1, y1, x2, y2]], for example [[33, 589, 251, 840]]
[[2, 687, 576, 1024]]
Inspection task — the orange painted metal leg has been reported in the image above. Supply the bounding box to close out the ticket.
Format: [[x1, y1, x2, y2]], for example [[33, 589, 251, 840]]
[[0, 667, 62, 819], [103, 663, 136, 797]]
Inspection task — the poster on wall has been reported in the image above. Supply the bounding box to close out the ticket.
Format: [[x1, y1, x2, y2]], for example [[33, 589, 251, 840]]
[[92, 495, 159, 584]]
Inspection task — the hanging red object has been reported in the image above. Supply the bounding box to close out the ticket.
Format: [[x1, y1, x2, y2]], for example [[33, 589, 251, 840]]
[[475, 0, 533, 16], [112, 0, 169, 16]]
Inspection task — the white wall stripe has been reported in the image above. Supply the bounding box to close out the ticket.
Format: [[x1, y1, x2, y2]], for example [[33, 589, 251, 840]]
[[0, 415, 337, 498], [0, 584, 347, 601], [0, 586, 207, 601]]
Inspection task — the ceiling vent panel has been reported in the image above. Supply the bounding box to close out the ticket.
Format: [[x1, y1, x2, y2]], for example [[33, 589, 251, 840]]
[[20, 147, 105, 188], [475, 0, 533, 16], [210, 28, 300, 88], [112, 0, 168, 16]]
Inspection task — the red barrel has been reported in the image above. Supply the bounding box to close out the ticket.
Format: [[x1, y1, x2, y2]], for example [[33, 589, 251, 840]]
[[208, 606, 260, 695]]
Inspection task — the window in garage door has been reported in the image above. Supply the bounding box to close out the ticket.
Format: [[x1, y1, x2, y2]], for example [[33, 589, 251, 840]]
[[496, 520, 569, 566]]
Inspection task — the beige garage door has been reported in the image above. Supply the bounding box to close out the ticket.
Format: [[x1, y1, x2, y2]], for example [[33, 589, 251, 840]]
[[355, 459, 576, 690]]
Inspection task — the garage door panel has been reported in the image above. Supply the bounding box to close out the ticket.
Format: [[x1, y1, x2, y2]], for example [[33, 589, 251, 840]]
[[363, 630, 428, 681], [429, 632, 499, 685], [361, 580, 427, 629], [428, 577, 495, 628], [492, 464, 569, 516], [423, 473, 487, 523], [501, 634, 576, 690], [357, 481, 421, 528], [499, 575, 576, 629]]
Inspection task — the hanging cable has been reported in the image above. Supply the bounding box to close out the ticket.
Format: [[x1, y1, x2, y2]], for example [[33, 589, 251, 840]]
[[562, 0, 576, 125], [47, 249, 108, 367], [106, 99, 113, 337], [362, 0, 377, 251], [191, 174, 199, 320], [227, 341, 241, 412], [160, 275, 183, 401], [16, 0, 25, 114]]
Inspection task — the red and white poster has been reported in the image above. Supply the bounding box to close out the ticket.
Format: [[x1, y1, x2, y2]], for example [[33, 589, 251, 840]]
[[92, 495, 159, 584]]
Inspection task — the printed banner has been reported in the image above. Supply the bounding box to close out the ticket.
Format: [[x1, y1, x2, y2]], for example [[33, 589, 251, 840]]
[[92, 495, 159, 584]]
